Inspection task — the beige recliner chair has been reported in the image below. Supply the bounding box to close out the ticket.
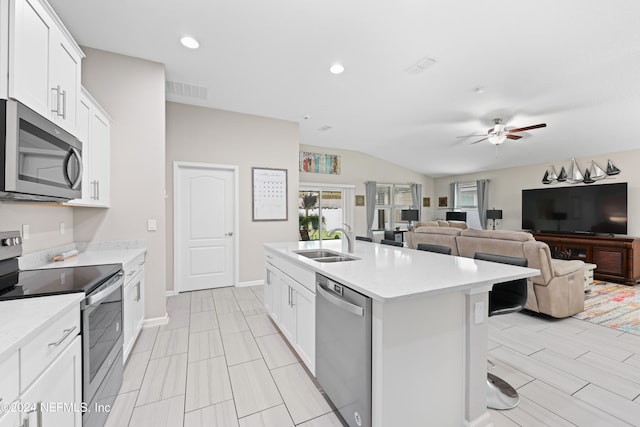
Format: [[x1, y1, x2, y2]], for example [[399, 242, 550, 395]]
[[523, 241, 585, 318]]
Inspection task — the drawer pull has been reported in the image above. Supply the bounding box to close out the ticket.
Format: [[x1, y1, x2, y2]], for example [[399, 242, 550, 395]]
[[127, 270, 136, 277], [48, 326, 77, 348]]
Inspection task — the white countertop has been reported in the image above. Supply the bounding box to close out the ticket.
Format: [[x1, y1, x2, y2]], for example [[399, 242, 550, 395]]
[[265, 240, 539, 303], [27, 247, 146, 270], [0, 293, 84, 362]]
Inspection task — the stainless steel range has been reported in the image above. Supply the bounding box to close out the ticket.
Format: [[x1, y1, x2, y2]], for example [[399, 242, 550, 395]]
[[0, 230, 124, 427]]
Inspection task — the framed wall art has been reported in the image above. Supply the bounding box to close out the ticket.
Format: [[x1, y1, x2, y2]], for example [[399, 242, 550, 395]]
[[438, 197, 448, 208], [355, 195, 365, 206], [252, 167, 288, 221], [299, 151, 341, 174], [423, 197, 430, 207]]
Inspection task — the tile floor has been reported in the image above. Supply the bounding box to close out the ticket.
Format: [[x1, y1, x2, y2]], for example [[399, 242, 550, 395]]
[[105, 285, 640, 427], [105, 286, 343, 427]]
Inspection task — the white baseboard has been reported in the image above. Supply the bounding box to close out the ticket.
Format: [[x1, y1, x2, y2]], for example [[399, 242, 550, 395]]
[[165, 290, 179, 297], [143, 314, 169, 328], [237, 280, 265, 287]]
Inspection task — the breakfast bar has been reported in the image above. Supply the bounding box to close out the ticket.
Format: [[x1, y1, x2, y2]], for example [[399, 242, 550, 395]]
[[265, 239, 539, 427]]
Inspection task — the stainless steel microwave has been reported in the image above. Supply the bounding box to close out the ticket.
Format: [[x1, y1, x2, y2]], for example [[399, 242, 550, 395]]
[[0, 99, 82, 202]]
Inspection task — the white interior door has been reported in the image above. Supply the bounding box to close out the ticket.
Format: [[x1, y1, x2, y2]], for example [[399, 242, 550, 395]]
[[175, 162, 237, 292]]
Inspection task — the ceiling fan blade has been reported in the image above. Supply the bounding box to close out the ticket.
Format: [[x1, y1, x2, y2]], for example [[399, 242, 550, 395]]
[[470, 137, 488, 145], [507, 123, 547, 133], [456, 134, 486, 138], [506, 134, 522, 140]]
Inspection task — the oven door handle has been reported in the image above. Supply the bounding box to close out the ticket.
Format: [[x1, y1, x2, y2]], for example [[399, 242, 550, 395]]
[[86, 272, 124, 306]]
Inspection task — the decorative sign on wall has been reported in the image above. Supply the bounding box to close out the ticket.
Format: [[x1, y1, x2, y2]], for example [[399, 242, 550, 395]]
[[355, 195, 365, 206], [252, 167, 288, 221], [299, 151, 341, 174], [423, 197, 431, 207]]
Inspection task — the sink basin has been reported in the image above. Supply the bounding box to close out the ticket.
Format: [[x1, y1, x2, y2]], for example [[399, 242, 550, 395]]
[[294, 249, 358, 263], [294, 249, 343, 259]]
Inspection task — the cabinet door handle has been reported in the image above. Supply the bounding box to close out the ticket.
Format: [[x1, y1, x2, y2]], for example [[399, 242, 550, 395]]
[[51, 85, 61, 114], [135, 281, 141, 302], [61, 89, 67, 119], [290, 288, 295, 307], [96, 180, 100, 200], [48, 326, 77, 347]]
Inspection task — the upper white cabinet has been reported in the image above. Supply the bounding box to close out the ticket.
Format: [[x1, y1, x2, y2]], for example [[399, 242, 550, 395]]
[[66, 87, 111, 207], [8, 0, 83, 135]]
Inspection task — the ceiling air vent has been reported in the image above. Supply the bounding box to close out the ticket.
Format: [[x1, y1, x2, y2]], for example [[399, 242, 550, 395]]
[[317, 125, 332, 131], [405, 56, 437, 75], [166, 81, 208, 100]]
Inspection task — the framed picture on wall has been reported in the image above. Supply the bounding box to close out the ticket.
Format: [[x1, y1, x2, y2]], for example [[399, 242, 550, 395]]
[[355, 195, 365, 206], [423, 197, 430, 207], [438, 197, 448, 208], [252, 167, 288, 221]]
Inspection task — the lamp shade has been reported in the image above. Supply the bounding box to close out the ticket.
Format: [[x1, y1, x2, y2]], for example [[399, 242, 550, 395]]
[[401, 209, 419, 221], [486, 209, 503, 220]]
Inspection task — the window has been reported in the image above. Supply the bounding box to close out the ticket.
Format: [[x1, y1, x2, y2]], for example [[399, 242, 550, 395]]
[[374, 184, 417, 229], [455, 182, 477, 209]]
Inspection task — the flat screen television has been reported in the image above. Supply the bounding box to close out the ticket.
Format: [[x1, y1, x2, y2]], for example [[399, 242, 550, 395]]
[[522, 182, 628, 235]]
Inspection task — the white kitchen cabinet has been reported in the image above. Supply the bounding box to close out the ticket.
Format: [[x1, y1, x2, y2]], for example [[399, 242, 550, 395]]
[[66, 88, 111, 207], [0, 351, 19, 427], [264, 251, 316, 374], [8, 0, 83, 135], [123, 253, 146, 361], [20, 336, 82, 427]]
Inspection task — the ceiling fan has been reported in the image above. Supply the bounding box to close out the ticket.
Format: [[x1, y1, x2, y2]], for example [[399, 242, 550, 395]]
[[464, 118, 547, 145]]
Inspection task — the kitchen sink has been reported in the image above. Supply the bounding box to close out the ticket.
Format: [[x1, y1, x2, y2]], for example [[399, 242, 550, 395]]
[[294, 249, 358, 263]]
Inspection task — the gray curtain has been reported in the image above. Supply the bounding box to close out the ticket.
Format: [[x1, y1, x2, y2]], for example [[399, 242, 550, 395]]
[[477, 179, 489, 229], [411, 184, 422, 220], [365, 181, 377, 238], [449, 182, 456, 212]]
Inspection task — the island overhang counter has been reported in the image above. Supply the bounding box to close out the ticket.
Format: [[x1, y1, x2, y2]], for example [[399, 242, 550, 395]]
[[264, 239, 539, 427]]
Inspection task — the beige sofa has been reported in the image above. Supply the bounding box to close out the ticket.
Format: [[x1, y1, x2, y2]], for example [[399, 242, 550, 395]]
[[406, 228, 585, 318]]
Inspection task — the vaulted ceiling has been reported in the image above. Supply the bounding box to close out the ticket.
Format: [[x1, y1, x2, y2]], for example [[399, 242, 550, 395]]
[[50, 0, 640, 177]]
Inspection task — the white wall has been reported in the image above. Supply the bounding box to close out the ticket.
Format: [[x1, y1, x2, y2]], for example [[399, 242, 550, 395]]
[[0, 203, 74, 252], [74, 48, 167, 320], [434, 150, 640, 235], [165, 102, 299, 289], [299, 144, 434, 237]]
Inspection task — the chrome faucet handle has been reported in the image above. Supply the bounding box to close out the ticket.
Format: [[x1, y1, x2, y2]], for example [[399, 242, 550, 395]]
[[342, 223, 352, 232]]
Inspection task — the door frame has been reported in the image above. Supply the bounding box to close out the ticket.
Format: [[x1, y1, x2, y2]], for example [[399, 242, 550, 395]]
[[173, 161, 239, 293], [299, 182, 355, 239]]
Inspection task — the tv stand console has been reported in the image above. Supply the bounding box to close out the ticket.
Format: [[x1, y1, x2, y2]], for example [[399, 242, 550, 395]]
[[532, 232, 640, 285]]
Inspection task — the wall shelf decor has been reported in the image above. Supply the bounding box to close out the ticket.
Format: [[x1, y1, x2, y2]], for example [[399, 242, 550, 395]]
[[252, 167, 288, 221], [299, 151, 341, 174], [542, 159, 620, 185]]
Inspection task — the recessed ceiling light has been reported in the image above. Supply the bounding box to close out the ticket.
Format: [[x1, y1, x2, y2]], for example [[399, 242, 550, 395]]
[[329, 63, 344, 74], [180, 36, 200, 49]]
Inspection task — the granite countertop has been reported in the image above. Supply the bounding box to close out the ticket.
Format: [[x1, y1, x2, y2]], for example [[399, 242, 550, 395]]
[[265, 240, 539, 303], [0, 293, 84, 362]]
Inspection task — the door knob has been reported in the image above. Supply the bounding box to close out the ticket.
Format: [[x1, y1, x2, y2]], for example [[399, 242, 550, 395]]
[[225, 232, 234, 237]]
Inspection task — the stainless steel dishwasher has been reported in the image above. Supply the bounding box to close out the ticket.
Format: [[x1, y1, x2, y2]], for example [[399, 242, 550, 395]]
[[316, 273, 372, 427]]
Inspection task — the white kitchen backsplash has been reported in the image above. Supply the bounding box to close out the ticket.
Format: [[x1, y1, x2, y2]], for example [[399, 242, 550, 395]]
[[19, 240, 146, 270]]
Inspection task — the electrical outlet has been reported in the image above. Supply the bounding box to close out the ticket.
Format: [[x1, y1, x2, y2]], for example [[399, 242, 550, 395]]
[[147, 219, 157, 231], [22, 224, 30, 240], [59, 222, 65, 235]]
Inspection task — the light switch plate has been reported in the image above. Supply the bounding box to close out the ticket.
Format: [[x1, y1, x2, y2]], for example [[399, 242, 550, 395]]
[[474, 301, 484, 325], [147, 219, 157, 231]]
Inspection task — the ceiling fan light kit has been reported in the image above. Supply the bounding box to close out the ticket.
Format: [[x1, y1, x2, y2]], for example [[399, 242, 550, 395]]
[[542, 159, 620, 185], [467, 118, 546, 145]]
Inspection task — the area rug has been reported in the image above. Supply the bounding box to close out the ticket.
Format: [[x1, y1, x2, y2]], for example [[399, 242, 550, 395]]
[[573, 281, 640, 335]]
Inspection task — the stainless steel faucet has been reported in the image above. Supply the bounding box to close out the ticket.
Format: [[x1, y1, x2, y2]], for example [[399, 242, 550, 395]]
[[328, 224, 354, 253]]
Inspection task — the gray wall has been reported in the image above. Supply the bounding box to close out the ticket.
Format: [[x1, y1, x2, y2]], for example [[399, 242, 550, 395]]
[[165, 101, 299, 290], [0, 203, 74, 252], [75, 48, 167, 320]]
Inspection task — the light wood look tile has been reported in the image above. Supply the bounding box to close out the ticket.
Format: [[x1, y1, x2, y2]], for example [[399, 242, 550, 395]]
[[488, 325, 545, 356], [136, 353, 188, 406], [532, 348, 640, 400], [574, 384, 640, 425], [191, 291, 216, 313], [488, 358, 534, 390], [246, 313, 278, 337], [214, 296, 242, 314], [185, 356, 233, 412], [167, 293, 191, 312], [221, 331, 262, 366], [519, 380, 632, 426], [496, 395, 575, 427], [161, 309, 191, 331], [190, 311, 219, 333], [487, 410, 521, 427], [490, 346, 587, 395], [238, 295, 267, 316], [184, 400, 239, 427], [271, 363, 332, 424], [188, 329, 224, 363], [499, 325, 590, 359], [218, 311, 250, 335], [238, 404, 294, 427], [232, 287, 256, 301], [151, 327, 189, 359], [121, 350, 151, 393], [130, 327, 158, 353], [228, 359, 283, 418], [129, 395, 185, 427], [297, 412, 344, 427], [578, 351, 640, 386], [255, 333, 298, 370], [624, 353, 640, 369], [104, 391, 138, 427], [540, 326, 632, 361]]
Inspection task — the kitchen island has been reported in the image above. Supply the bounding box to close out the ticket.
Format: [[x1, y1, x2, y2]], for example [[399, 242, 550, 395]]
[[264, 239, 539, 427]]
